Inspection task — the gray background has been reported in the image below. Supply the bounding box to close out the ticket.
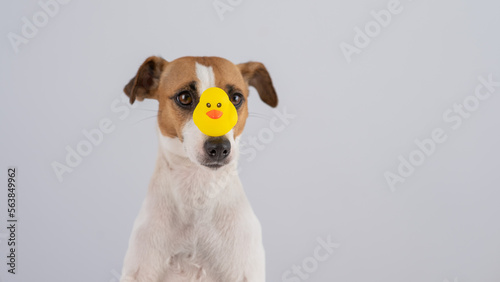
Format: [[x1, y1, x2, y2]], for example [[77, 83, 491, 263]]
[[1, 0, 500, 281]]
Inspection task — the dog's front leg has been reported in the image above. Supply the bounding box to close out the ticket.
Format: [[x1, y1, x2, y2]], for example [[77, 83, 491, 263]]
[[120, 220, 169, 282], [242, 243, 266, 282]]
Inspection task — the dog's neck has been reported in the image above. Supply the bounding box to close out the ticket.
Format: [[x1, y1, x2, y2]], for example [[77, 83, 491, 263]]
[[149, 128, 245, 221]]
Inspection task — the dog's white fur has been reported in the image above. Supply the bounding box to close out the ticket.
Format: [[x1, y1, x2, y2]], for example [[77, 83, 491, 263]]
[[195, 63, 215, 94], [120, 63, 265, 282]]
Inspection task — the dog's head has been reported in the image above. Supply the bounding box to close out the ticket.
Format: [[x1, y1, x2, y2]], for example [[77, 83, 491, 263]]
[[124, 56, 278, 169]]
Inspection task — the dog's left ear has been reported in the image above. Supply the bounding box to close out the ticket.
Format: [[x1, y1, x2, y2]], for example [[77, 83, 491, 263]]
[[124, 56, 168, 104], [237, 62, 278, 108]]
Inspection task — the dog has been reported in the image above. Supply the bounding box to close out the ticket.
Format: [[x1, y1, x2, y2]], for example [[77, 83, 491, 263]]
[[120, 56, 278, 282]]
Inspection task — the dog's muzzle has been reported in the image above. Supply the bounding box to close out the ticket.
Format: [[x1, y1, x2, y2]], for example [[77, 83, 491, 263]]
[[202, 137, 231, 169]]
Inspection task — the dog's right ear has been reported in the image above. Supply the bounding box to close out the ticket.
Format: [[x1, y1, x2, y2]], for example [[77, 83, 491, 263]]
[[124, 56, 168, 104]]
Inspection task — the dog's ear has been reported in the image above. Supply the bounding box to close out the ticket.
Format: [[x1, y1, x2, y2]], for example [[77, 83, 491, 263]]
[[124, 56, 168, 104], [237, 62, 278, 108]]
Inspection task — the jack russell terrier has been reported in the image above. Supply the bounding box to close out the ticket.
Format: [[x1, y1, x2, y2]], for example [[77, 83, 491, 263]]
[[120, 56, 278, 282]]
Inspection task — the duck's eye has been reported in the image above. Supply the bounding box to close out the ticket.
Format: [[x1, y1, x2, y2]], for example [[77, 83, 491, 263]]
[[207, 103, 211, 108], [231, 93, 243, 107], [176, 91, 193, 106], [217, 103, 221, 108]]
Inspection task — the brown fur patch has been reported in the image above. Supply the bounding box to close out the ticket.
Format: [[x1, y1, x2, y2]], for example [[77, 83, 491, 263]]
[[124, 56, 167, 104], [237, 62, 278, 108]]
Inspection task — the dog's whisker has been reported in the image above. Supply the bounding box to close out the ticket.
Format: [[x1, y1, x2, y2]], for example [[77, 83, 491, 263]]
[[248, 113, 271, 120], [248, 112, 270, 117], [135, 115, 158, 123], [134, 108, 159, 112]]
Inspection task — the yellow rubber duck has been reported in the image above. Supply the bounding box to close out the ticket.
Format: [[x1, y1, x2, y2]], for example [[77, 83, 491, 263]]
[[193, 87, 238, 137]]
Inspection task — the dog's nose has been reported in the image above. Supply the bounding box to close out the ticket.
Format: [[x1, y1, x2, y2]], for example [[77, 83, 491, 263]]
[[204, 137, 231, 162]]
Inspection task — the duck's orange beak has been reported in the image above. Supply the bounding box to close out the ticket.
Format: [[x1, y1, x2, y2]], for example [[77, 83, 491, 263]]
[[206, 110, 223, 119]]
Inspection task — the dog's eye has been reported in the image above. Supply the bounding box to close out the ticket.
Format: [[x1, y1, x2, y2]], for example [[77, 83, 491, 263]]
[[176, 91, 193, 106], [231, 93, 243, 108]]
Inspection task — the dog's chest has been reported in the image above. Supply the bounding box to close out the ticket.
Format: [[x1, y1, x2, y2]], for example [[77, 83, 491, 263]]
[[161, 210, 247, 281], [162, 233, 234, 282]]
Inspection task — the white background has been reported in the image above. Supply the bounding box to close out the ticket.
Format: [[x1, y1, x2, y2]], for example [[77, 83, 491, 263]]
[[1, 0, 500, 281]]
